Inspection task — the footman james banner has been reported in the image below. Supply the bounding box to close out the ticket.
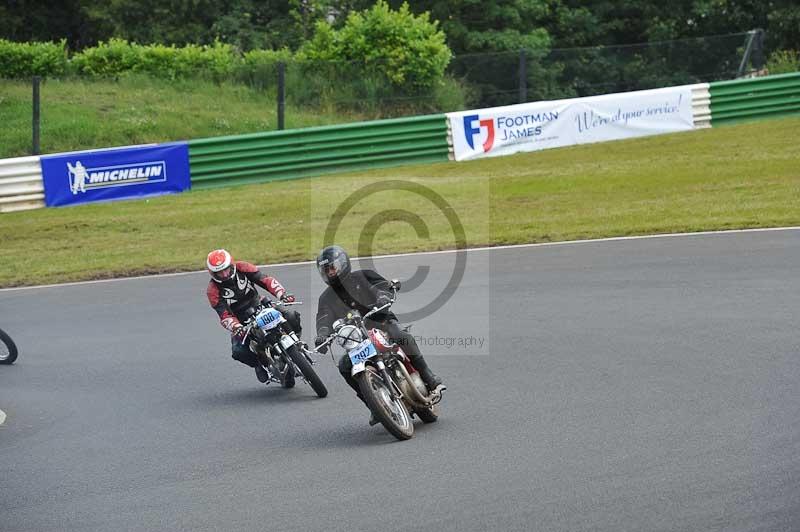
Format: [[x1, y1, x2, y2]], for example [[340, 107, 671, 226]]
[[447, 85, 695, 161], [41, 142, 191, 207]]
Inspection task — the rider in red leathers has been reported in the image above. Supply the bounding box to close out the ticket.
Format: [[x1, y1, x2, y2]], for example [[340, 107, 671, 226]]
[[206, 249, 300, 383]]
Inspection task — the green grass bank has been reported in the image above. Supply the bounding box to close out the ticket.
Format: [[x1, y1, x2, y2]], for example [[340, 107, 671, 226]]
[[0, 76, 371, 158], [1, 116, 798, 288]]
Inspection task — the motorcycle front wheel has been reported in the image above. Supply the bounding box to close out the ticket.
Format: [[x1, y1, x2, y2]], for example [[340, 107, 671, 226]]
[[358, 367, 414, 440], [287, 345, 328, 398], [0, 328, 18, 365]]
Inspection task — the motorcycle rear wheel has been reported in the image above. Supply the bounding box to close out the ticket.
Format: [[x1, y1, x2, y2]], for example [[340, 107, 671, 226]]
[[0, 328, 18, 365], [358, 367, 414, 440]]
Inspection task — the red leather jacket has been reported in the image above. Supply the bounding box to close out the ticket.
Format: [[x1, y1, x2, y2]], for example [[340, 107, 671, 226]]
[[207, 261, 286, 334]]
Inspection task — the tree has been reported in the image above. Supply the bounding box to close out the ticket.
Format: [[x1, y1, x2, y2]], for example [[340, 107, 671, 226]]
[[302, 1, 452, 90]]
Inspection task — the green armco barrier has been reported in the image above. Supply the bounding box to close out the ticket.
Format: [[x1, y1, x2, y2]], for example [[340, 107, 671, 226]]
[[188, 114, 449, 189], [709, 72, 800, 126]]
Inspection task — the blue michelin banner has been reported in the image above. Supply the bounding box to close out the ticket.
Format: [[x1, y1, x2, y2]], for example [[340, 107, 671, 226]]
[[40, 142, 191, 207]]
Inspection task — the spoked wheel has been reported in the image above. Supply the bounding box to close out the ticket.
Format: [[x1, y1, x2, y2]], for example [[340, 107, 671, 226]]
[[358, 367, 413, 440], [286, 345, 327, 398], [0, 328, 18, 365]]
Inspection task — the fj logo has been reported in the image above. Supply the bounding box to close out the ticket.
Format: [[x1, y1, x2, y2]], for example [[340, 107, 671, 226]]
[[463, 115, 495, 152]]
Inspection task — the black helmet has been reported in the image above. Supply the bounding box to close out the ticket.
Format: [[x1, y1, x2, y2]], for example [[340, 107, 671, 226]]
[[317, 245, 351, 285]]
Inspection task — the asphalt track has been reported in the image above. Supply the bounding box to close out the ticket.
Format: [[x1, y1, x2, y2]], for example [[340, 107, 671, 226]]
[[1, 230, 799, 532]]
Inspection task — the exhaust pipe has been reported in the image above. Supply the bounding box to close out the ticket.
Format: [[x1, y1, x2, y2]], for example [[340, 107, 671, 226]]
[[394, 361, 433, 406]]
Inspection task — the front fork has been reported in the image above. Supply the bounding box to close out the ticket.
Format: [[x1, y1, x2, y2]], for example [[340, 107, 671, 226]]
[[375, 360, 402, 400]]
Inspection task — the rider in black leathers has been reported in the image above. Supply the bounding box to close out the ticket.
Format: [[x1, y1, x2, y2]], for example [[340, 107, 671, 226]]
[[313, 245, 444, 397]]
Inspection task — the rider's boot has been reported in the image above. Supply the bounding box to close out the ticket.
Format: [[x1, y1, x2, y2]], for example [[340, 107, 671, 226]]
[[354, 391, 379, 425], [359, 394, 379, 425], [255, 364, 270, 383], [408, 354, 444, 392]]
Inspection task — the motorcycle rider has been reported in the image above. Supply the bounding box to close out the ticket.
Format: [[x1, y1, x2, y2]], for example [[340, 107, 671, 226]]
[[314, 245, 444, 407], [206, 249, 300, 383]]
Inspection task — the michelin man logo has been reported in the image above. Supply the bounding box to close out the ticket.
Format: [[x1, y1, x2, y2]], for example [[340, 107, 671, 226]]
[[68, 161, 89, 195], [64, 159, 167, 195]]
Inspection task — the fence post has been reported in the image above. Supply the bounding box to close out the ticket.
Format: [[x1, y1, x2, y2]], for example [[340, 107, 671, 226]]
[[277, 62, 286, 131], [752, 28, 765, 71], [737, 30, 757, 77], [32, 76, 41, 155], [518, 49, 527, 103]]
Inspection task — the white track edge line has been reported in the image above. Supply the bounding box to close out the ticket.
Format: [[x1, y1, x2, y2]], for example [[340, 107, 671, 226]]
[[3, 226, 799, 293], [0, 409, 6, 426]]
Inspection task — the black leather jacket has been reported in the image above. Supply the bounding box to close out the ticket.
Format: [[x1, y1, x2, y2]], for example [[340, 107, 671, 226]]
[[315, 270, 394, 335]]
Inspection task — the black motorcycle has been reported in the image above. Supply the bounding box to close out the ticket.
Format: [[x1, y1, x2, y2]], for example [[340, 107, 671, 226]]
[[241, 300, 327, 398], [0, 327, 18, 365]]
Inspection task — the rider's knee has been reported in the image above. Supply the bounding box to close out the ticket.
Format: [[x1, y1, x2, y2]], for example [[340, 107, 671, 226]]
[[337, 354, 351, 376], [288, 310, 301, 330], [232, 344, 256, 367]]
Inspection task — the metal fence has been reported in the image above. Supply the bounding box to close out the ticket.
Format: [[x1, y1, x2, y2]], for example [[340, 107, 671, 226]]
[[0, 155, 44, 212], [188, 114, 449, 189], [710, 71, 800, 126], [449, 31, 762, 109]]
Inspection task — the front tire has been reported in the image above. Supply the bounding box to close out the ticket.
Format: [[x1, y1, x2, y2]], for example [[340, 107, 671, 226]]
[[287, 345, 327, 398], [357, 367, 414, 440], [0, 328, 18, 365]]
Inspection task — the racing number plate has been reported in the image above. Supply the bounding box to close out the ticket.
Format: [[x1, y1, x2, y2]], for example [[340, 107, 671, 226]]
[[255, 307, 284, 331], [279, 334, 295, 350], [348, 339, 377, 366]]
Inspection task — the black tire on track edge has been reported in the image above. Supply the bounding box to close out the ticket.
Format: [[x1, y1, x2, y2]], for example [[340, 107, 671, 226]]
[[0, 328, 18, 365]]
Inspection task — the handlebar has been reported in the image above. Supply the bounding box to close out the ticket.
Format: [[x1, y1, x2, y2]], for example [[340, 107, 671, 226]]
[[311, 335, 336, 354], [363, 286, 397, 320]]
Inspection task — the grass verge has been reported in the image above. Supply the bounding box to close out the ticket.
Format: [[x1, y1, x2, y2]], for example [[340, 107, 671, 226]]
[[0, 76, 370, 158], [1, 116, 798, 288]]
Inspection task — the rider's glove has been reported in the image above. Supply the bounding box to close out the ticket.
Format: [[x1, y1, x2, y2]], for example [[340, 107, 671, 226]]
[[314, 335, 328, 354], [376, 294, 391, 308], [280, 293, 296, 303], [232, 324, 247, 342]]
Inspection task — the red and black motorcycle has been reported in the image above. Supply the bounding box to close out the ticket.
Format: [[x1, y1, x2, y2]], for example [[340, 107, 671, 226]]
[[316, 281, 443, 440]]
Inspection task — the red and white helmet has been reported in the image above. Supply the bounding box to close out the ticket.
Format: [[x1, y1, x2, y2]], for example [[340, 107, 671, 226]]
[[207, 249, 236, 283]]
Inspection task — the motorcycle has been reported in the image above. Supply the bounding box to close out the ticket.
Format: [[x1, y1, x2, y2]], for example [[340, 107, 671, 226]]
[[316, 281, 443, 440], [241, 299, 327, 398], [0, 327, 18, 365]]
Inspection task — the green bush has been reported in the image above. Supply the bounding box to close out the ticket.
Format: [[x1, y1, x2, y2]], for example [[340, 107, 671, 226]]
[[0, 39, 68, 78], [766, 50, 800, 75], [70, 39, 139, 76], [72, 39, 238, 81], [0, 32, 464, 116], [301, 1, 452, 92]]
